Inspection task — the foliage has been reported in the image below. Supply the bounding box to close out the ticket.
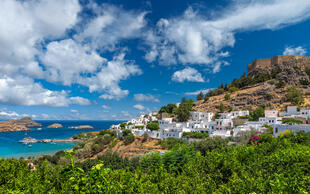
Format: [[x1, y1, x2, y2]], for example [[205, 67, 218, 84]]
[[228, 86, 239, 93], [157, 138, 186, 149], [182, 132, 209, 139], [286, 86, 304, 105], [159, 104, 177, 114], [124, 133, 135, 145], [283, 118, 303, 124], [262, 124, 273, 134], [175, 99, 194, 122], [120, 122, 126, 129], [224, 94, 230, 100], [219, 103, 225, 112], [146, 123, 160, 131], [1, 133, 310, 193], [266, 93, 273, 100], [196, 91, 204, 101], [249, 106, 265, 121], [275, 80, 285, 88]]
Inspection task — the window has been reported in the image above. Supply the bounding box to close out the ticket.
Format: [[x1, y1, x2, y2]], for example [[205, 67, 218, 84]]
[[275, 128, 278, 133]]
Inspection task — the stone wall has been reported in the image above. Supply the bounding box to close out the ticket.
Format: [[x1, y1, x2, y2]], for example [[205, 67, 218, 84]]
[[247, 55, 310, 75]]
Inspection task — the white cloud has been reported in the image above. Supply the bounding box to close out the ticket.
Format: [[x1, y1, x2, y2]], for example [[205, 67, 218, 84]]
[[283, 46, 307, 55], [69, 97, 91, 106], [185, 88, 213, 96], [75, 3, 147, 51], [102, 105, 111, 109], [0, 76, 90, 107], [40, 39, 105, 85], [172, 67, 204, 83], [145, 0, 310, 72], [133, 104, 146, 110], [134, 94, 159, 102], [0, 110, 19, 118]]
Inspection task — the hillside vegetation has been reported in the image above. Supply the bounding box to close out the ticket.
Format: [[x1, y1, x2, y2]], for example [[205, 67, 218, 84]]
[[0, 132, 309, 193]]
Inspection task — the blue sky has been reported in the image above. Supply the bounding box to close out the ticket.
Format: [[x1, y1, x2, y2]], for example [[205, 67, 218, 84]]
[[0, 0, 310, 120]]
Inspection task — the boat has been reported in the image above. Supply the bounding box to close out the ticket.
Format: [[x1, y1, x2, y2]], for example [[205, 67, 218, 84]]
[[19, 137, 38, 144], [28, 144, 32, 148], [37, 128, 42, 130]]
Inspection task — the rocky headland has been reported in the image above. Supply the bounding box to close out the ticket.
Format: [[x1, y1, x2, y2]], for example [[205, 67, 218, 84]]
[[47, 123, 63, 128], [0, 117, 41, 132]]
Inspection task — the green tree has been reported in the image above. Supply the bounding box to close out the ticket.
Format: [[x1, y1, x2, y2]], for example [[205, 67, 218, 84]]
[[219, 103, 225, 112], [146, 123, 160, 131], [196, 91, 204, 101], [249, 106, 265, 121], [176, 105, 190, 122]]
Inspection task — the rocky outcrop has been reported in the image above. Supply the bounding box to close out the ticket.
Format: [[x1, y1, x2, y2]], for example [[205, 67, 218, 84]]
[[0, 123, 30, 132], [0, 117, 41, 132], [47, 123, 63, 128], [69, 125, 94, 129]]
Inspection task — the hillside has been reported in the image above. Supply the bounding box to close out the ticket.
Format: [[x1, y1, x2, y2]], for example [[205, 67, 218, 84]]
[[193, 55, 310, 112]]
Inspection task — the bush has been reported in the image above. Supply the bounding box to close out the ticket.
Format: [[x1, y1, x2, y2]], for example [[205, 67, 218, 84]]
[[249, 106, 265, 121], [224, 94, 230, 100], [157, 138, 186, 149], [275, 80, 285, 88], [266, 93, 273, 100], [124, 133, 135, 145], [146, 123, 160, 131], [182, 132, 209, 139], [286, 86, 304, 105], [229, 86, 239, 93], [283, 118, 303, 124]]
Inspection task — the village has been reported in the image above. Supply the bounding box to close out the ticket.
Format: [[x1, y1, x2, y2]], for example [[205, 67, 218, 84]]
[[111, 105, 310, 140]]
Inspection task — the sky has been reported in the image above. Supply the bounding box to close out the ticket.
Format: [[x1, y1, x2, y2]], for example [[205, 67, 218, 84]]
[[1, 0, 310, 120]]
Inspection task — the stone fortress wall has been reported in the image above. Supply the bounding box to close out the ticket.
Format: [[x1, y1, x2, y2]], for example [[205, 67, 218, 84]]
[[247, 55, 310, 74]]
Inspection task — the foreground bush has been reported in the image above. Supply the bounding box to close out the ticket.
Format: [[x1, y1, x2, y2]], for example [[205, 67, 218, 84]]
[[0, 133, 310, 193]]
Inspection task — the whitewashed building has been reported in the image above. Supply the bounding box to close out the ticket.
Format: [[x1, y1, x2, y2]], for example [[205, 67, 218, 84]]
[[273, 124, 310, 137]]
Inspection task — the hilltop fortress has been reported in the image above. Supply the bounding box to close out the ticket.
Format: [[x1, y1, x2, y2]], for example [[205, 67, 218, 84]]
[[247, 55, 310, 85], [247, 55, 310, 75]]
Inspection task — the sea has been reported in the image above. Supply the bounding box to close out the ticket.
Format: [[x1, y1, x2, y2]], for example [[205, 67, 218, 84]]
[[0, 120, 123, 159]]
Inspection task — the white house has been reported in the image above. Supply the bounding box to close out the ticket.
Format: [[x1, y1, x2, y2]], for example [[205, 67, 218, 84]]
[[265, 110, 279, 117], [190, 112, 213, 122], [273, 124, 310, 137], [300, 109, 310, 119], [279, 106, 299, 116]]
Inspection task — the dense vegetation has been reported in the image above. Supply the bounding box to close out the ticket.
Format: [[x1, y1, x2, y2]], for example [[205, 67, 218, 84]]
[[1, 132, 310, 193], [182, 131, 209, 139]]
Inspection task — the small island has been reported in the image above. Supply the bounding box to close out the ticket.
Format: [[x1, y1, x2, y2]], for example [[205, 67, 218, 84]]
[[47, 123, 63, 128], [68, 125, 94, 129]]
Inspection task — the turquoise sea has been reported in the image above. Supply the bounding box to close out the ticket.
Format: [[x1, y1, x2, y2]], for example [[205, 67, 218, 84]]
[[0, 120, 123, 158]]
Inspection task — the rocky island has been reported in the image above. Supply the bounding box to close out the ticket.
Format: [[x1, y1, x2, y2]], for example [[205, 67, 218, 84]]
[[0, 117, 41, 132], [69, 125, 94, 129], [47, 123, 63, 128]]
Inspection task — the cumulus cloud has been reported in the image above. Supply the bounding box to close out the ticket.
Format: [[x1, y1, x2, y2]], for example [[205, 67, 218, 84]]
[[283, 46, 307, 55], [0, 76, 90, 107], [172, 67, 204, 83], [134, 94, 159, 102], [69, 97, 91, 106], [133, 104, 146, 110], [0, 110, 20, 118], [145, 0, 310, 72], [70, 109, 78, 113]]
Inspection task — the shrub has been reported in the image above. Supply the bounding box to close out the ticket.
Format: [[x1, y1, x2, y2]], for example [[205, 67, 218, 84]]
[[275, 80, 285, 88], [229, 86, 239, 93], [124, 133, 135, 145], [249, 106, 265, 121], [182, 132, 209, 139], [286, 86, 304, 105], [146, 123, 160, 131], [266, 93, 273, 100], [224, 94, 230, 100], [283, 118, 303, 124]]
